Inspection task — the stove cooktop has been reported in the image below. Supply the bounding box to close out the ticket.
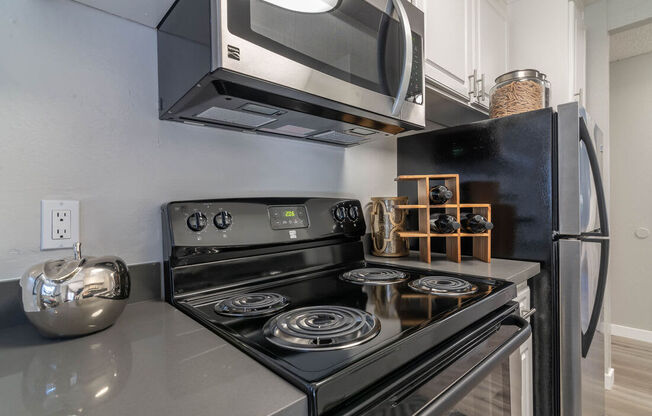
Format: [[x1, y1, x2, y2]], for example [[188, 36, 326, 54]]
[[162, 198, 518, 415], [177, 265, 514, 383]]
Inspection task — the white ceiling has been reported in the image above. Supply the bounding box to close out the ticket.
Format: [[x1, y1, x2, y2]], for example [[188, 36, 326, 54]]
[[610, 20, 652, 61], [73, 0, 176, 27]]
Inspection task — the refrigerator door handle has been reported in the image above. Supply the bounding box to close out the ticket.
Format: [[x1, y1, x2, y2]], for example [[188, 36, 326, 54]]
[[579, 117, 610, 237], [581, 238, 610, 358]]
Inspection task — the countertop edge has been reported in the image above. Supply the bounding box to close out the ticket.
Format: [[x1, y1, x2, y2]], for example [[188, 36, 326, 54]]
[[365, 252, 541, 285]]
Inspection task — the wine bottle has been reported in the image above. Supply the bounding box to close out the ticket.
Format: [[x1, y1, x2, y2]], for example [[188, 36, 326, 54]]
[[430, 214, 461, 234], [461, 213, 494, 233], [429, 185, 453, 204]]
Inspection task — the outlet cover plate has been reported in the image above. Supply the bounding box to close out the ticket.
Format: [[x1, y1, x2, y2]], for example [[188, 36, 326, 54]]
[[41, 200, 80, 250]]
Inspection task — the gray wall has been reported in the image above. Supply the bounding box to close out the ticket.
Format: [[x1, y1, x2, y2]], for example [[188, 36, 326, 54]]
[[0, 0, 397, 281], [609, 51, 652, 332]]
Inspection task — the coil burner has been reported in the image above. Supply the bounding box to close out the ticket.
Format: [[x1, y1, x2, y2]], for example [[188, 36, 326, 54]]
[[263, 306, 380, 351], [408, 276, 478, 297], [215, 293, 290, 317], [340, 268, 409, 285]]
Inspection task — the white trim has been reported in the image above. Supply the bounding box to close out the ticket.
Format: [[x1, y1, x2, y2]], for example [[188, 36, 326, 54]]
[[605, 367, 615, 390], [611, 324, 652, 344]]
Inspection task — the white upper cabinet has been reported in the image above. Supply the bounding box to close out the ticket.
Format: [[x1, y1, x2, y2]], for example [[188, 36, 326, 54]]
[[474, 0, 509, 108], [424, 0, 508, 112], [424, 0, 474, 100]]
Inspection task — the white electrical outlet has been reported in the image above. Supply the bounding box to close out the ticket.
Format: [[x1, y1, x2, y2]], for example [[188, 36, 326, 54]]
[[41, 200, 80, 250], [52, 210, 71, 240]]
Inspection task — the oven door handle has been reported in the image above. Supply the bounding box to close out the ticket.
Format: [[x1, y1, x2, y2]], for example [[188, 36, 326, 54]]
[[389, 0, 413, 117], [418, 316, 531, 416]]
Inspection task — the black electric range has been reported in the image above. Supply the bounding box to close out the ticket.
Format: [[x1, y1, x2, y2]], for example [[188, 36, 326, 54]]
[[162, 197, 530, 415]]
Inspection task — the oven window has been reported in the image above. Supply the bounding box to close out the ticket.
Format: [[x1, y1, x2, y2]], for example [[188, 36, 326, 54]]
[[227, 0, 421, 98], [385, 358, 514, 416], [446, 360, 513, 415]]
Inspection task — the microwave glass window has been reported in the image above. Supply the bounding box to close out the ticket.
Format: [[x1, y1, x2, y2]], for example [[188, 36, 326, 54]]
[[227, 0, 422, 99]]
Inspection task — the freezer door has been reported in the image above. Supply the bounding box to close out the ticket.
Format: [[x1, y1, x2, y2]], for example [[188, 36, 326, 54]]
[[559, 238, 607, 416], [558, 102, 609, 236]]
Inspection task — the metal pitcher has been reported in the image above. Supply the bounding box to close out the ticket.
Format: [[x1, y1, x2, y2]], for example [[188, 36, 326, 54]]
[[370, 197, 410, 257]]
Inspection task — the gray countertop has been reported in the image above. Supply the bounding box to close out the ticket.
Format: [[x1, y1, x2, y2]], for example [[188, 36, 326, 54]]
[[0, 255, 538, 416], [366, 252, 540, 285], [0, 300, 307, 416]]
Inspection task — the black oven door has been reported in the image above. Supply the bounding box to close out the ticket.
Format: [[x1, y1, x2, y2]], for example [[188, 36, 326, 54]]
[[340, 304, 531, 416], [223, 0, 424, 119]]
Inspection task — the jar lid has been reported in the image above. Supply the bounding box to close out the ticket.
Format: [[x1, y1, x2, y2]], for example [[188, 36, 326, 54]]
[[495, 69, 547, 84]]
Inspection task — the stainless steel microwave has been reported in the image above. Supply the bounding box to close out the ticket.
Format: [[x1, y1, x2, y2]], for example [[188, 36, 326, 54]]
[[157, 0, 425, 146]]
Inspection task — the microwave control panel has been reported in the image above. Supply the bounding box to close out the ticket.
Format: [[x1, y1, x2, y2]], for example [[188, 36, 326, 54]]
[[406, 33, 424, 105]]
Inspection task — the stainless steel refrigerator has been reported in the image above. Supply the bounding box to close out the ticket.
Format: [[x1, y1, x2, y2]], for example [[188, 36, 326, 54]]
[[397, 101, 609, 416]]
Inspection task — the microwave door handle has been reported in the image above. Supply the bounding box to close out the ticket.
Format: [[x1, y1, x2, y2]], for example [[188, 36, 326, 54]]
[[390, 0, 413, 117]]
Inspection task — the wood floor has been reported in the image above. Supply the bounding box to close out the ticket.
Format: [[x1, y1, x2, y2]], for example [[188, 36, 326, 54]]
[[606, 336, 652, 415]]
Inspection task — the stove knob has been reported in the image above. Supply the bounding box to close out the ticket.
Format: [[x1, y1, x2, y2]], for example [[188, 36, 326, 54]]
[[334, 206, 347, 222], [214, 211, 233, 229], [187, 212, 207, 232], [348, 206, 359, 221]]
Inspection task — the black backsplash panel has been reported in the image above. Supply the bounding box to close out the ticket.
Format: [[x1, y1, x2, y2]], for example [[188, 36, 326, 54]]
[[397, 108, 555, 262]]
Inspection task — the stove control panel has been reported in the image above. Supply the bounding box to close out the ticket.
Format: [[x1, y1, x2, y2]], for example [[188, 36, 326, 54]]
[[165, 198, 365, 251]]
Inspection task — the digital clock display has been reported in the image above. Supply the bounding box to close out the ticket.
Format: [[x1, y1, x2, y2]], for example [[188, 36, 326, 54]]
[[268, 206, 308, 230]]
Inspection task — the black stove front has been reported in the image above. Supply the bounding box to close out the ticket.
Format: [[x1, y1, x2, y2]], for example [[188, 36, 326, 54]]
[[162, 198, 521, 415]]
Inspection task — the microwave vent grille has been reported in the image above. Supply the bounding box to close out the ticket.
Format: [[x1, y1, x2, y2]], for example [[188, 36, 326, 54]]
[[195, 107, 275, 128], [311, 131, 365, 145]]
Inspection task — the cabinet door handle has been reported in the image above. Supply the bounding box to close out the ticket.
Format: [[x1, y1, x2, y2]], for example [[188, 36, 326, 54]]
[[574, 88, 583, 105], [468, 69, 478, 98], [476, 73, 486, 102], [521, 308, 536, 319]]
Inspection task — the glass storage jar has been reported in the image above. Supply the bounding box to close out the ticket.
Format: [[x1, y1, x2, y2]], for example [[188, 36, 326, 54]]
[[489, 69, 550, 118]]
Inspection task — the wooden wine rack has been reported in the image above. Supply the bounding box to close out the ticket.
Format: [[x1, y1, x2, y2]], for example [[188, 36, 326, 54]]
[[394, 174, 491, 264]]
